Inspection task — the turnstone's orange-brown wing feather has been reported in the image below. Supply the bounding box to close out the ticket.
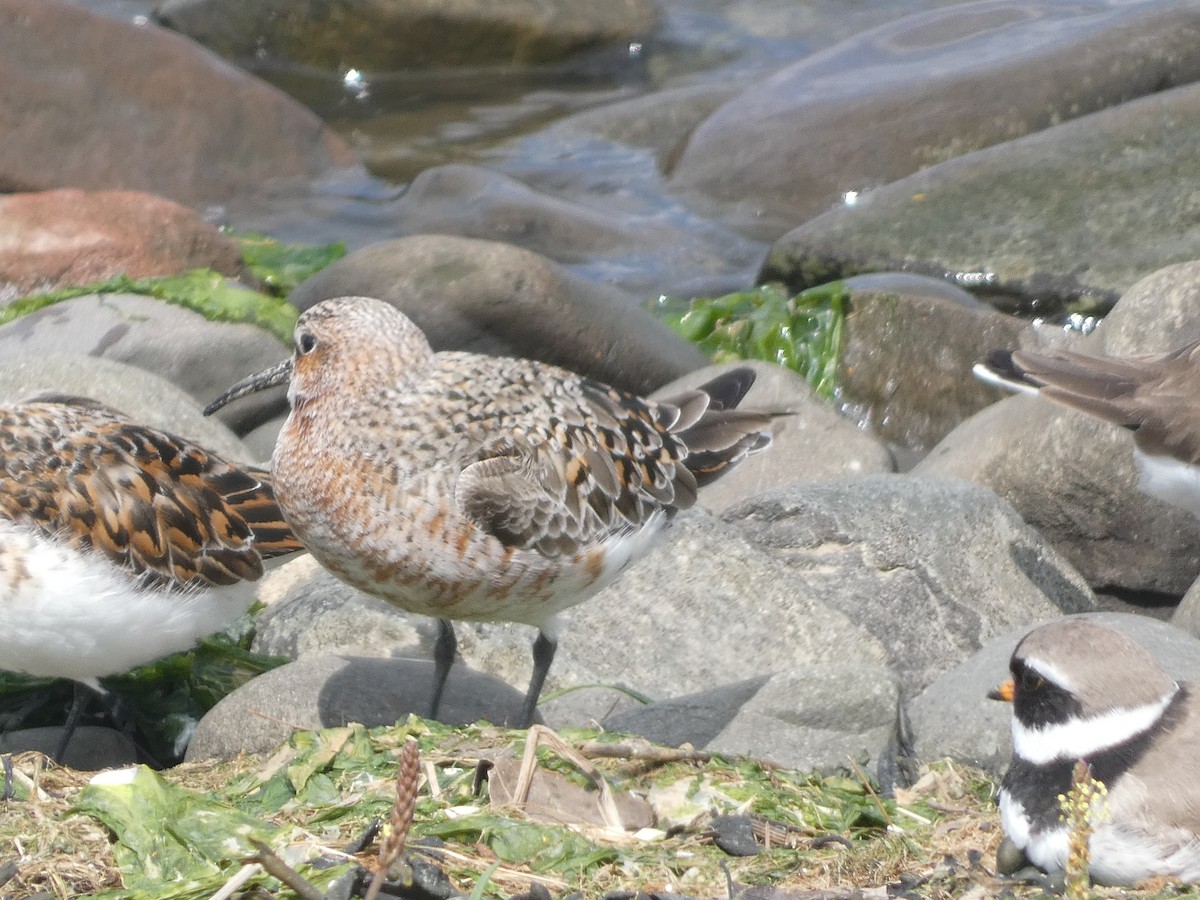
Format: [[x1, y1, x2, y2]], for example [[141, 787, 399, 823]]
[[0, 399, 300, 588]]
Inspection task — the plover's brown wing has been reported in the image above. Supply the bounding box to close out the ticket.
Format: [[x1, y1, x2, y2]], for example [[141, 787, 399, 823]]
[[0, 402, 300, 588], [978, 343, 1200, 461], [455, 368, 773, 557]]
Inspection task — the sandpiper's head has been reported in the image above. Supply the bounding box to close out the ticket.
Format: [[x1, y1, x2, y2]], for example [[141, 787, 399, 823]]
[[204, 296, 433, 415]]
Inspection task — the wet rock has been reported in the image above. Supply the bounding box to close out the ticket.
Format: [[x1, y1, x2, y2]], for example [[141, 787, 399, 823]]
[[724, 476, 1098, 699], [156, 0, 659, 70], [651, 360, 894, 511], [0, 294, 289, 434], [910, 612, 1200, 774], [389, 162, 765, 300], [834, 281, 1025, 455], [0, 0, 355, 206], [185, 655, 531, 759], [288, 235, 709, 396], [762, 80, 1200, 316], [670, 0, 1200, 240], [0, 354, 252, 460], [0, 190, 241, 302]]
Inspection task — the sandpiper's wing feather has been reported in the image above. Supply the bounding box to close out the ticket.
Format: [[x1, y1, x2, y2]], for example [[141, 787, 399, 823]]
[[0, 401, 300, 587], [456, 368, 774, 557]]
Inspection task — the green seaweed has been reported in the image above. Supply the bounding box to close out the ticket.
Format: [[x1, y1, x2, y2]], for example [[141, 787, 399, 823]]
[[232, 230, 346, 296], [652, 283, 846, 399]]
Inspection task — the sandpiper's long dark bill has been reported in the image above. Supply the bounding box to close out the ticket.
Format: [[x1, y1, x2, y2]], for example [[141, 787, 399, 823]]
[[975, 341, 1200, 518], [995, 617, 1200, 885], [205, 295, 778, 728], [204, 357, 294, 416]]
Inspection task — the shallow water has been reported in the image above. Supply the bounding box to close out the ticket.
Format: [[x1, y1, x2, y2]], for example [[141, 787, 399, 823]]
[[73, 0, 1005, 300]]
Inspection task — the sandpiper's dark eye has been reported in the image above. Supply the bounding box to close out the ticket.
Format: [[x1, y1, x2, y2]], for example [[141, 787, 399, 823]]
[[297, 331, 317, 355]]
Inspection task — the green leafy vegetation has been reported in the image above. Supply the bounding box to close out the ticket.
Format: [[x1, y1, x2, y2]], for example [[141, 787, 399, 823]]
[[0, 232, 345, 344], [651, 283, 846, 399], [2, 720, 1019, 899], [231, 231, 346, 296]]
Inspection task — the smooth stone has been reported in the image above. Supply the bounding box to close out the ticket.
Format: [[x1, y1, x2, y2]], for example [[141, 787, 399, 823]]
[[1093, 259, 1200, 355], [0, 354, 251, 461], [0, 726, 138, 771], [670, 0, 1200, 240], [909, 612, 1200, 775], [157, 0, 659, 70], [288, 235, 708, 397], [651, 359, 894, 511], [0, 294, 289, 434], [0, 190, 240, 303], [724, 476, 1099, 699], [917, 395, 1200, 598], [762, 80, 1200, 316], [388, 162, 765, 301], [185, 655, 531, 760], [0, 0, 355, 206]]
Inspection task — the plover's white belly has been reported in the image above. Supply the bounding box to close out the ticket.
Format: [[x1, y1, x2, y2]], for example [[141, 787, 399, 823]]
[[0, 519, 254, 681], [1135, 449, 1200, 519]]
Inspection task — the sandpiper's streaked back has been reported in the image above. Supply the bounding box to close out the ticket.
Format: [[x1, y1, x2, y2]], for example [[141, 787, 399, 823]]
[[975, 342, 1200, 517], [994, 617, 1200, 885], [205, 295, 778, 727], [0, 397, 300, 687]]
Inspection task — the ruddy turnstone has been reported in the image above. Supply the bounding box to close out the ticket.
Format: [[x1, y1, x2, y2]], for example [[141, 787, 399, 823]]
[[994, 616, 1200, 885], [974, 342, 1200, 517], [0, 397, 300, 754], [205, 295, 776, 727]]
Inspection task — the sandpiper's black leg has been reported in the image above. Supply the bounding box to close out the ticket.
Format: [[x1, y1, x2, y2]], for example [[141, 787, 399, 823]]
[[430, 618, 457, 721], [519, 630, 557, 729], [53, 681, 96, 763]]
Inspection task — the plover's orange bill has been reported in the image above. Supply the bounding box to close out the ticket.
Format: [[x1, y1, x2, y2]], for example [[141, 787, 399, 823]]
[[205, 295, 779, 728], [975, 342, 1200, 518], [995, 617, 1200, 884], [0, 396, 301, 759]]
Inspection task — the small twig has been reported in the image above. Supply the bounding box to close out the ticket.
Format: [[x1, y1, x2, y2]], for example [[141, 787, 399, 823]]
[[847, 757, 892, 828], [364, 737, 421, 900], [248, 837, 325, 900], [577, 739, 714, 764], [208, 862, 261, 900]]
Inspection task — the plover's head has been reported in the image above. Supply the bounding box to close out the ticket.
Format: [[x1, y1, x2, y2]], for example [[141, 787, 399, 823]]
[[205, 296, 434, 415], [999, 618, 1178, 764]]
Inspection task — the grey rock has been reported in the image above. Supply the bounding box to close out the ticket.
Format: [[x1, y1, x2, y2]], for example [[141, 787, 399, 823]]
[[0, 726, 138, 771], [835, 282, 1025, 453], [288, 235, 708, 397], [389, 163, 765, 301], [910, 612, 1200, 775], [917, 394, 1200, 597], [0, 0, 354, 207], [0, 294, 289, 433], [671, 0, 1200, 240], [762, 79, 1200, 316], [652, 360, 894, 511], [725, 475, 1099, 698], [1171, 573, 1200, 637], [253, 555, 431, 661], [0, 354, 252, 462], [186, 655, 531, 760], [603, 676, 771, 748], [706, 664, 900, 775], [1094, 260, 1200, 356], [157, 0, 658, 70]]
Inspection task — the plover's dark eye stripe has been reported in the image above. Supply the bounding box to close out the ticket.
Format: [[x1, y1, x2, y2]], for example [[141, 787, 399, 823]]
[[1012, 658, 1082, 728]]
